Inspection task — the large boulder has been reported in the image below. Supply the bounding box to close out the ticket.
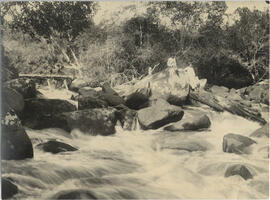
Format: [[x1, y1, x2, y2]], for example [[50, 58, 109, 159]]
[[2, 178, 19, 199], [244, 80, 269, 105], [138, 99, 184, 130], [22, 99, 77, 129], [249, 124, 269, 138], [2, 87, 24, 114], [114, 66, 206, 105], [1, 109, 33, 160], [99, 83, 125, 107], [125, 87, 151, 110], [164, 112, 211, 131], [225, 164, 253, 180], [223, 133, 256, 154], [59, 108, 118, 135], [3, 78, 36, 99], [78, 96, 108, 110], [51, 189, 97, 199], [37, 140, 77, 154]]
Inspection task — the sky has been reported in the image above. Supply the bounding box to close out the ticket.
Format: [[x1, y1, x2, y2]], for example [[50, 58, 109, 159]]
[[93, 1, 269, 24]]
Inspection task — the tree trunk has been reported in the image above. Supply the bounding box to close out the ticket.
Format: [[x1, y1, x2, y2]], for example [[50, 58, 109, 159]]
[[189, 89, 266, 125]]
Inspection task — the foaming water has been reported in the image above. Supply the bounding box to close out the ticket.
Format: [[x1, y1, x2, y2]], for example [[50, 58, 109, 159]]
[[2, 107, 269, 199]]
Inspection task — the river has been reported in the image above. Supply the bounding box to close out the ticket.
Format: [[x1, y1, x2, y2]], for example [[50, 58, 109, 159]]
[[2, 89, 269, 199]]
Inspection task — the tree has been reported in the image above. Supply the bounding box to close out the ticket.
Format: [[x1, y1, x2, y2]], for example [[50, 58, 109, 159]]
[[2, 2, 97, 74], [227, 7, 269, 82]]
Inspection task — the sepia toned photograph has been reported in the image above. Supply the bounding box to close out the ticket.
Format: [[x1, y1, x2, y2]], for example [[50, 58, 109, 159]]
[[1, 1, 269, 199]]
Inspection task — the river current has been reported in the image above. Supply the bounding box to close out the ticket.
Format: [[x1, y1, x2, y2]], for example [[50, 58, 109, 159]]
[[2, 90, 269, 199]]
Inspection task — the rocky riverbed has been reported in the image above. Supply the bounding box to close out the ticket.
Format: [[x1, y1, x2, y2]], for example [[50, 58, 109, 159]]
[[2, 66, 269, 199]]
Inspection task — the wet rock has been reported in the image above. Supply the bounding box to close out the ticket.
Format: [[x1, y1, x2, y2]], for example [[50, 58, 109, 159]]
[[99, 83, 125, 107], [37, 141, 77, 154], [125, 88, 151, 110], [3, 78, 36, 99], [59, 108, 118, 135], [138, 99, 184, 130], [165, 112, 211, 131], [166, 94, 188, 106], [223, 133, 256, 154], [78, 96, 108, 110], [22, 99, 76, 129], [225, 164, 253, 180], [2, 178, 18, 199], [52, 189, 97, 199], [250, 124, 269, 138], [2, 87, 24, 114], [99, 93, 125, 107], [2, 110, 33, 160]]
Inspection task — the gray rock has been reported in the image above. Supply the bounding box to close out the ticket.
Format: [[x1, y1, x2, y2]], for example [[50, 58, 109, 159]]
[[78, 96, 108, 110], [2, 178, 18, 199], [138, 99, 184, 130], [37, 141, 77, 154], [52, 189, 97, 199], [2, 87, 24, 114], [165, 112, 211, 131], [223, 133, 256, 154], [2, 110, 33, 160], [225, 164, 253, 180]]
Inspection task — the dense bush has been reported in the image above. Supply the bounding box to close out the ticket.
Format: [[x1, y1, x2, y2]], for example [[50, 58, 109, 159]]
[[1, 2, 269, 88]]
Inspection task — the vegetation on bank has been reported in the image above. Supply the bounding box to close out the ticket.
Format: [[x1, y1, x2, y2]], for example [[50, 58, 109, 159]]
[[1, 1, 269, 88]]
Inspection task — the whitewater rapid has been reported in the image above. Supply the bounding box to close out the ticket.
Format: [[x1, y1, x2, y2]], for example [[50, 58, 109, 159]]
[[2, 104, 269, 199]]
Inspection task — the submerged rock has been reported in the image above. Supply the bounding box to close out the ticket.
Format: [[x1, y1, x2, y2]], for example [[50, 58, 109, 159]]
[[138, 99, 184, 130], [2, 110, 33, 160], [164, 112, 211, 131], [225, 164, 253, 180], [3, 78, 36, 99], [2, 178, 18, 199], [37, 141, 77, 154], [223, 133, 256, 154], [250, 123, 269, 138], [52, 189, 97, 199]]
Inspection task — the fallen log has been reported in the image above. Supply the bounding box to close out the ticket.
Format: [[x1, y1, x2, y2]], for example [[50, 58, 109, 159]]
[[189, 89, 266, 125]]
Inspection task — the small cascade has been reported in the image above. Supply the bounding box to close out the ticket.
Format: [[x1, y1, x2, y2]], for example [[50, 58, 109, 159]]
[[131, 115, 141, 131], [47, 79, 52, 91]]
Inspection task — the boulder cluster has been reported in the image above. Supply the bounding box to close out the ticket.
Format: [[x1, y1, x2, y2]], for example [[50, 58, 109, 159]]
[[2, 65, 269, 198]]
